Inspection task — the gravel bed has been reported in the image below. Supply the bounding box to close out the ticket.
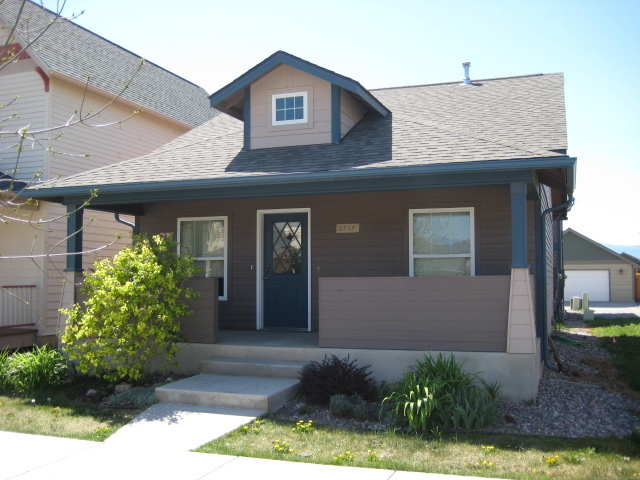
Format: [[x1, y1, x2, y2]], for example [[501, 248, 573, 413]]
[[273, 313, 640, 438]]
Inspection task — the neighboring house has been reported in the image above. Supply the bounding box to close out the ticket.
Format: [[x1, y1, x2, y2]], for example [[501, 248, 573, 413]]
[[563, 229, 640, 302], [26, 51, 577, 401], [0, 0, 216, 346]]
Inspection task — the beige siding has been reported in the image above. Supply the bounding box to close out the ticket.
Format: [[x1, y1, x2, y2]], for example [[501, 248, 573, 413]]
[[140, 185, 519, 332], [0, 206, 45, 323], [340, 89, 366, 138], [250, 65, 331, 148], [37, 78, 192, 336], [506, 269, 537, 354], [48, 78, 187, 178], [0, 61, 48, 181], [319, 276, 510, 352], [564, 262, 635, 302]]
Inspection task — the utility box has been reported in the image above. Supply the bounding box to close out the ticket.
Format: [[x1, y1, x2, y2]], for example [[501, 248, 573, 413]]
[[571, 297, 582, 310], [582, 292, 590, 311]]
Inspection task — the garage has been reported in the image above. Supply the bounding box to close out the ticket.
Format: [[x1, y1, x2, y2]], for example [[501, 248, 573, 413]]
[[565, 270, 610, 302]]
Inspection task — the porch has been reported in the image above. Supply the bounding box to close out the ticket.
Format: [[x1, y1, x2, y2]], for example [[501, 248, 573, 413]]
[[165, 327, 539, 402], [0, 285, 38, 349]]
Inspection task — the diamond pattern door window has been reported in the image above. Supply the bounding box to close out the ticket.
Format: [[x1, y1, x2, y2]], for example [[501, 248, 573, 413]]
[[272, 221, 303, 274]]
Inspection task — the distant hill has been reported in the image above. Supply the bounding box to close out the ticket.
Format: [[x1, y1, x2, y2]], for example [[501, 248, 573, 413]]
[[603, 244, 640, 260]]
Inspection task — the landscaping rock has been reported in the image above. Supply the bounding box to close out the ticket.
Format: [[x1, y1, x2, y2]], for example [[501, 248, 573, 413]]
[[114, 383, 132, 394]]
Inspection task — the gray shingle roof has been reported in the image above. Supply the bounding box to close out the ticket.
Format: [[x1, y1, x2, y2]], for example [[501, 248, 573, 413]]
[[0, 0, 216, 127], [27, 71, 569, 193]]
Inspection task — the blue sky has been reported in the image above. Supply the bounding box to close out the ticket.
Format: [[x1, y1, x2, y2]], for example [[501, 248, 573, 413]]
[[50, 0, 639, 246]]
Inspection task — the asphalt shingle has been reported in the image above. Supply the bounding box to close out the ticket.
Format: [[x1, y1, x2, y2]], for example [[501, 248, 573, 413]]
[[0, 0, 216, 127]]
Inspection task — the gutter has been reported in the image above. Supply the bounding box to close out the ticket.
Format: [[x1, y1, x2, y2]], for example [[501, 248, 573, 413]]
[[114, 213, 138, 234], [23, 156, 578, 199], [540, 194, 574, 371]]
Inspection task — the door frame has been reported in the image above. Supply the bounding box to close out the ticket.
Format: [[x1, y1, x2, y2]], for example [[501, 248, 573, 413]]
[[256, 208, 311, 331]]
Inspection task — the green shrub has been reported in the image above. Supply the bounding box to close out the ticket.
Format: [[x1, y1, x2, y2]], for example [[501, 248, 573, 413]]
[[298, 355, 376, 405], [0, 349, 10, 392], [383, 353, 500, 433], [2, 346, 69, 394], [329, 393, 377, 420], [103, 385, 159, 407], [61, 234, 198, 383]]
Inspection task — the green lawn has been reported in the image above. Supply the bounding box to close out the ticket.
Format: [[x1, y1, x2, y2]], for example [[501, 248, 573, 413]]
[[0, 381, 144, 441], [196, 417, 640, 480], [587, 317, 640, 391]]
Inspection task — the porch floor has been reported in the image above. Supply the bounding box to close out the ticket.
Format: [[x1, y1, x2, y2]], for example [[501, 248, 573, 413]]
[[217, 330, 319, 348]]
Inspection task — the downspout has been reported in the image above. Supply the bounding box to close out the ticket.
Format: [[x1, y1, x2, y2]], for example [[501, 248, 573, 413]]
[[541, 194, 574, 371], [115, 213, 138, 235]]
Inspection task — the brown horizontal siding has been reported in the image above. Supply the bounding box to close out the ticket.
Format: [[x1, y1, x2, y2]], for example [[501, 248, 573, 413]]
[[180, 278, 218, 344], [139, 185, 527, 332], [319, 276, 510, 352]]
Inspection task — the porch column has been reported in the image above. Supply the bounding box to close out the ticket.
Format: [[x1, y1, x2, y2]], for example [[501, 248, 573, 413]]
[[510, 182, 529, 269], [65, 203, 84, 272], [507, 182, 537, 355]]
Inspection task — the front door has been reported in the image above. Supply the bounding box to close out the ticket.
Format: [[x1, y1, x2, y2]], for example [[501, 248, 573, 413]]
[[263, 213, 308, 330]]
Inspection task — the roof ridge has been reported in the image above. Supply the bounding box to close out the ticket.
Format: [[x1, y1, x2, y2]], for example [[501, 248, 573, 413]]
[[11, 0, 206, 91], [371, 73, 562, 92]]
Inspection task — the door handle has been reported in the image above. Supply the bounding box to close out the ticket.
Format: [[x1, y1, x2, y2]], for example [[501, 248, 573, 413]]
[[264, 276, 270, 280]]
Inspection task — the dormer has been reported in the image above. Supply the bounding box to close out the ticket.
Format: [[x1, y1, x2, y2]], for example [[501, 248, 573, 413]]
[[209, 51, 389, 150]]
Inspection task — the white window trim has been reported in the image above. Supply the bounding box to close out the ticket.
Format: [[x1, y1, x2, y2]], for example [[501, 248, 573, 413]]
[[409, 207, 475, 277], [177, 216, 228, 300], [271, 91, 308, 126]]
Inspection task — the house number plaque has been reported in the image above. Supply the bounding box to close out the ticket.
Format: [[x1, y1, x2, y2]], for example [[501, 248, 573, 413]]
[[336, 224, 359, 233]]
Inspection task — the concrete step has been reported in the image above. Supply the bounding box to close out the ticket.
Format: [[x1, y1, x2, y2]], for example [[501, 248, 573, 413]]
[[200, 357, 309, 379], [155, 374, 299, 412]]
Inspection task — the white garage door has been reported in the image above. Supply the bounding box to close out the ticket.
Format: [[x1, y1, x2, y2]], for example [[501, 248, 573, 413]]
[[565, 270, 610, 301]]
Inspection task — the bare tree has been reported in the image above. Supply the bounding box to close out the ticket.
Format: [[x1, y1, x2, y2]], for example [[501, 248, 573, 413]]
[[0, 0, 145, 335]]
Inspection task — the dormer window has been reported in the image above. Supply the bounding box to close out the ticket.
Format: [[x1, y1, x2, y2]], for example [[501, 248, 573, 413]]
[[272, 92, 307, 125]]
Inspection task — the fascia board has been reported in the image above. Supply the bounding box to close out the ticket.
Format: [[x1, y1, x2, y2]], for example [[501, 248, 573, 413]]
[[25, 156, 576, 200]]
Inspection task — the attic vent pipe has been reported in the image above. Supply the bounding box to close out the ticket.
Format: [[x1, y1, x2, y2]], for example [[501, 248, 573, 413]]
[[462, 62, 471, 85]]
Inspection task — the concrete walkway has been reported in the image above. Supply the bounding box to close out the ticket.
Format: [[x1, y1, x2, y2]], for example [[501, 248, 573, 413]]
[[0, 430, 504, 480], [567, 301, 640, 318]]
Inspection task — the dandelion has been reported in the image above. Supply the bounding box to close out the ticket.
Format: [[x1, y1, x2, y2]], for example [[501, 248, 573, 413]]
[[31, 399, 36, 404]]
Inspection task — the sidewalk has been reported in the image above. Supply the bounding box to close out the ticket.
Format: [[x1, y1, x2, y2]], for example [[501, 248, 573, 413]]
[[0, 431, 503, 480]]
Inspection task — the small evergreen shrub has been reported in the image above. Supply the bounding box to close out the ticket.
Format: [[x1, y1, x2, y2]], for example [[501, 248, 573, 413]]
[[383, 353, 500, 433], [298, 354, 376, 405], [1, 346, 69, 394], [103, 385, 159, 407], [329, 393, 377, 420]]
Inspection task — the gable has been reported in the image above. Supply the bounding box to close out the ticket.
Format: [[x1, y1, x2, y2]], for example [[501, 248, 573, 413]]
[[209, 51, 385, 150], [564, 231, 628, 264], [0, 0, 216, 128]]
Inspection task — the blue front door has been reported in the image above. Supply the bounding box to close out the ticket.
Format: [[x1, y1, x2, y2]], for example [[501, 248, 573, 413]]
[[263, 213, 308, 330]]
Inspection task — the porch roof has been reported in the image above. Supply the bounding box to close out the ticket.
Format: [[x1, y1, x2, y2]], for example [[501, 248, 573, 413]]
[[25, 71, 574, 204]]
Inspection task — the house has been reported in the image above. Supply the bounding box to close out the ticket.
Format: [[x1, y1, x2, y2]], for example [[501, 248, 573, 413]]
[[25, 51, 577, 401], [0, 0, 216, 347], [563, 229, 640, 302]]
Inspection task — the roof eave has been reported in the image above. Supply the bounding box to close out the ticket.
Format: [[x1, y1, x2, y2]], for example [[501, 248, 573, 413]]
[[24, 156, 576, 201]]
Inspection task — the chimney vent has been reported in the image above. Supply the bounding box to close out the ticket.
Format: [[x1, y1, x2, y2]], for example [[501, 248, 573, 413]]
[[462, 62, 471, 85]]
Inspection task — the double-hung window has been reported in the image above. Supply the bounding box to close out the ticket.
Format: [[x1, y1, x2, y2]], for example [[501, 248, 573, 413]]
[[409, 208, 475, 276], [272, 92, 307, 125], [178, 216, 227, 300]]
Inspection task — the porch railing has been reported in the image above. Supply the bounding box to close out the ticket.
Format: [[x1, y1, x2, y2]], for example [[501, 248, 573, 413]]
[[0, 285, 37, 328], [319, 276, 512, 352]]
